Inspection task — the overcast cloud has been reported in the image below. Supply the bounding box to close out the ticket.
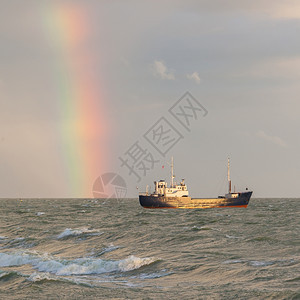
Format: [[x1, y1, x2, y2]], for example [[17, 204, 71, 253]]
[[0, 0, 299, 197]]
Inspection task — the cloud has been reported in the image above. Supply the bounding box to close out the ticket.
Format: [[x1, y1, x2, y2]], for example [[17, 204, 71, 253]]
[[257, 130, 288, 148], [186, 71, 201, 84], [183, 0, 300, 19], [151, 60, 175, 80], [232, 57, 300, 81], [257, 1, 300, 19]]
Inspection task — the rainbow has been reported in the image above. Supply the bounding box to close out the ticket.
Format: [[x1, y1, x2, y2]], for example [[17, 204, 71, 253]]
[[42, 3, 110, 196]]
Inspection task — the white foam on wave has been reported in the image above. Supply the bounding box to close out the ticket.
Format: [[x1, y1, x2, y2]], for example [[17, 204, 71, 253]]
[[224, 258, 295, 267], [36, 212, 45, 216], [137, 269, 172, 279], [0, 271, 10, 278], [0, 252, 33, 267], [28, 272, 56, 282], [118, 256, 156, 272], [57, 228, 103, 239], [27, 271, 94, 287], [249, 260, 274, 267], [98, 244, 120, 256], [225, 234, 240, 239], [223, 259, 243, 264], [0, 252, 157, 276]]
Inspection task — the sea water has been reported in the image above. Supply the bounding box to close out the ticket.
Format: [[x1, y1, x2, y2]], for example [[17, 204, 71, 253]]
[[0, 198, 299, 299]]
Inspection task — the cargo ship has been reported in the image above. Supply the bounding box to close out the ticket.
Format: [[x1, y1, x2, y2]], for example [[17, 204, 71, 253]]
[[139, 158, 252, 209]]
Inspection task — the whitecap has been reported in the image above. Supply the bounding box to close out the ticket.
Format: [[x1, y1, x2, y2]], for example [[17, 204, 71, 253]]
[[0, 251, 157, 276], [138, 269, 172, 279], [225, 234, 240, 239], [97, 244, 120, 256], [36, 212, 45, 216], [28, 272, 56, 282], [118, 256, 156, 272], [0, 252, 33, 267], [191, 226, 212, 231], [27, 271, 94, 287], [0, 271, 9, 278], [223, 259, 243, 264], [249, 260, 274, 267], [57, 228, 102, 239]]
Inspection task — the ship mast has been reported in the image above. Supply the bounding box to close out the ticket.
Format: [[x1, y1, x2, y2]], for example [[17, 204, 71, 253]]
[[228, 157, 231, 194], [171, 156, 174, 188]]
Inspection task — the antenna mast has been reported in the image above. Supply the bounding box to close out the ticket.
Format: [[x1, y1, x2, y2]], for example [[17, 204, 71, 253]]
[[228, 157, 231, 193]]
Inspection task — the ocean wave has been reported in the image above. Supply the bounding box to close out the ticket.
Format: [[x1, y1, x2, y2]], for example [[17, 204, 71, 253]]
[[191, 226, 212, 231], [27, 272, 57, 282], [249, 259, 296, 267], [97, 244, 120, 256], [1, 237, 36, 249], [0, 236, 7, 245], [0, 252, 157, 276], [223, 258, 296, 267], [57, 228, 103, 239], [249, 260, 274, 267], [0, 252, 32, 267], [27, 272, 94, 287], [135, 269, 172, 279], [248, 236, 273, 242], [225, 234, 240, 239], [223, 259, 244, 264], [0, 270, 20, 281]]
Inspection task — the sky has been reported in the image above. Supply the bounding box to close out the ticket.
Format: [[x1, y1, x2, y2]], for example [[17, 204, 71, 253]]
[[0, 0, 299, 198]]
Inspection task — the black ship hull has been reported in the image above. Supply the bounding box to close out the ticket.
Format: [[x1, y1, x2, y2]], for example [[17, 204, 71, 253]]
[[139, 191, 252, 209]]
